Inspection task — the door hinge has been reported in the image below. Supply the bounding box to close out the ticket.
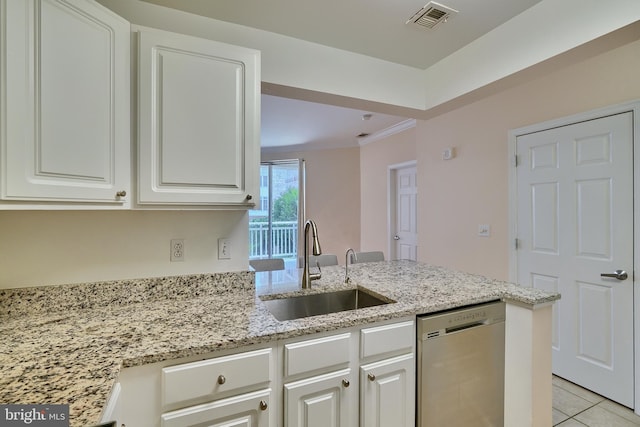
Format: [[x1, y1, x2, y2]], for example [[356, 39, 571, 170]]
[[513, 154, 519, 167], [514, 238, 519, 249]]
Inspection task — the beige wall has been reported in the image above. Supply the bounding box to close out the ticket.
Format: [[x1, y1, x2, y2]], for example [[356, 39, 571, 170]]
[[262, 147, 361, 264], [359, 128, 416, 258], [0, 211, 249, 288], [415, 37, 640, 281]]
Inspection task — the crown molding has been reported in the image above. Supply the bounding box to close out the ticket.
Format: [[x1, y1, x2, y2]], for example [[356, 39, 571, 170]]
[[358, 119, 416, 146]]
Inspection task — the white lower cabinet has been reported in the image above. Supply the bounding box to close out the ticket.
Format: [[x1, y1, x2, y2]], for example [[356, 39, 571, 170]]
[[282, 332, 357, 427], [284, 369, 356, 427], [161, 348, 272, 408], [281, 319, 415, 427], [117, 346, 275, 426], [359, 320, 415, 427], [360, 354, 415, 427], [159, 348, 273, 427], [116, 319, 414, 427]]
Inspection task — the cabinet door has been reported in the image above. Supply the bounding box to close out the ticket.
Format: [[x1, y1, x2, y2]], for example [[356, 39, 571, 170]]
[[284, 369, 356, 427], [1, 0, 130, 205], [136, 26, 260, 206], [360, 354, 415, 427], [161, 388, 271, 427]]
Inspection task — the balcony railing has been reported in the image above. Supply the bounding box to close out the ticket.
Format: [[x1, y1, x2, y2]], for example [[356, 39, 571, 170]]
[[249, 220, 298, 260]]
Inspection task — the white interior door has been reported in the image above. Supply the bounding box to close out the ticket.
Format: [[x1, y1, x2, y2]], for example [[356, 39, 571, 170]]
[[515, 112, 634, 407], [392, 165, 418, 261]]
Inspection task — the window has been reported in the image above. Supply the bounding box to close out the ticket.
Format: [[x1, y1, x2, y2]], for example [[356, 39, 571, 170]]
[[249, 160, 305, 269]]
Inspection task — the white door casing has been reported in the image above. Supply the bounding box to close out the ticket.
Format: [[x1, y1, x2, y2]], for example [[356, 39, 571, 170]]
[[389, 162, 418, 261], [512, 110, 634, 407]]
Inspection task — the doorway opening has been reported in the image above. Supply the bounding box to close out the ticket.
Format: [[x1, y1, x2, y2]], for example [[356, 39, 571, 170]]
[[249, 159, 305, 270]]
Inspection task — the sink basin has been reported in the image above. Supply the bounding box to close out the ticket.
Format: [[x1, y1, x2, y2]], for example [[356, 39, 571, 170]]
[[261, 288, 391, 321]]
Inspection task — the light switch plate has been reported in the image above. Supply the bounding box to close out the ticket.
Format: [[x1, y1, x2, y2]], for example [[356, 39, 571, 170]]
[[218, 238, 231, 259], [442, 147, 455, 160]]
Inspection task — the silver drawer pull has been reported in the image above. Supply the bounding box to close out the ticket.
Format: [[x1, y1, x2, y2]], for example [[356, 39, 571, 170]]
[[259, 400, 268, 411], [600, 270, 628, 280], [368, 373, 376, 382], [217, 375, 226, 385], [342, 379, 350, 388]]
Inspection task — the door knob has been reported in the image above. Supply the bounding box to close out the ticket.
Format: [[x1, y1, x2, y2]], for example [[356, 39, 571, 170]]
[[393, 235, 400, 240], [600, 270, 628, 280]]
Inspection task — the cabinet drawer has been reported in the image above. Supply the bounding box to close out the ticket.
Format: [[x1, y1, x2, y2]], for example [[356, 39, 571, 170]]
[[360, 321, 414, 358], [161, 388, 271, 427], [162, 348, 272, 406], [284, 333, 351, 377]]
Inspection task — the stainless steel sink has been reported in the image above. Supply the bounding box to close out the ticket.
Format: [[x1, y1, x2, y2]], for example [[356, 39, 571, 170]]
[[261, 288, 391, 321]]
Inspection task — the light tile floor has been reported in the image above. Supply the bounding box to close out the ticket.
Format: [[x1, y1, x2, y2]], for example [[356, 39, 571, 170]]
[[553, 376, 640, 426]]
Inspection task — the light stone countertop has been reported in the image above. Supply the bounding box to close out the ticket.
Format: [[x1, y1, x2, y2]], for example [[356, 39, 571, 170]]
[[0, 260, 559, 427]]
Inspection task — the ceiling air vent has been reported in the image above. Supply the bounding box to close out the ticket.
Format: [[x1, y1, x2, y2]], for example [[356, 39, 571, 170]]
[[406, 1, 458, 30]]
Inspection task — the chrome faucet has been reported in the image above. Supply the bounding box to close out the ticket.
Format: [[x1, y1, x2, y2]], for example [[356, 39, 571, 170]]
[[345, 248, 356, 283], [302, 219, 322, 289]]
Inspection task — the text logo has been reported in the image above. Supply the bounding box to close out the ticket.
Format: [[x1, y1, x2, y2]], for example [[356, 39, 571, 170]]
[[0, 405, 69, 427]]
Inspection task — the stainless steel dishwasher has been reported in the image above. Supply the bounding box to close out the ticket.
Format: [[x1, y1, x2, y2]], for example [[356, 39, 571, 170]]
[[417, 301, 505, 427]]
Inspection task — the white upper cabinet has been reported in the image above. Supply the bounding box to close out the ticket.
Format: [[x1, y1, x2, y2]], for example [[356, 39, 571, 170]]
[[135, 26, 260, 207], [1, 0, 130, 207]]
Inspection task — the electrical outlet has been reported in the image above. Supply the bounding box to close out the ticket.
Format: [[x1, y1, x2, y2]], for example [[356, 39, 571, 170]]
[[218, 238, 231, 259], [170, 239, 184, 262]]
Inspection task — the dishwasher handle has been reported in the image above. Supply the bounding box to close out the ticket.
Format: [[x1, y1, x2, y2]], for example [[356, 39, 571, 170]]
[[418, 301, 506, 340], [446, 320, 487, 334]]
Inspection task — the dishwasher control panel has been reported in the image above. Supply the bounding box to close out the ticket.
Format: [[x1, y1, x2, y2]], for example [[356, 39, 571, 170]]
[[418, 300, 505, 339]]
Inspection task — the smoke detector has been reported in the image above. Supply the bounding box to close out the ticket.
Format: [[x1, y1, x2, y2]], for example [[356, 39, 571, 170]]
[[406, 2, 458, 30]]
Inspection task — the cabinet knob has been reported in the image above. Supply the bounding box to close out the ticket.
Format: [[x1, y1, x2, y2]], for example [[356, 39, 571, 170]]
[[116, 190, 127, 198], [259, 400, 268, 411], [217, 375, 226, 385], [342, 379, 350, 388], [368, 373, 376, 382], [245, 194, 253, 201]]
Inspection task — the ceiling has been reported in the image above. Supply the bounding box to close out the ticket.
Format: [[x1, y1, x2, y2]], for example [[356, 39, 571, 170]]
[[141, 0, 544, 150], [261, 95, 411, 151]]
